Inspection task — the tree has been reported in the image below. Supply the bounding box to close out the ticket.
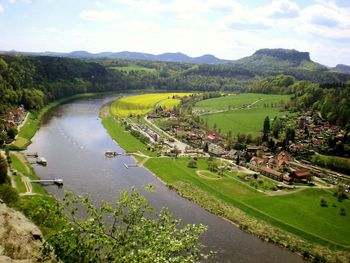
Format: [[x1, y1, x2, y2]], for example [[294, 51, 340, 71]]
[[7, 127, 18, 140], [285, 127, 295, 144], [262, 116, 270, 142], [44, 189, 209, 262], [320, 197, 327, 207], [271, 117, 281, 138], [187, 158, 197, 168], [0, 154, 8, 184]]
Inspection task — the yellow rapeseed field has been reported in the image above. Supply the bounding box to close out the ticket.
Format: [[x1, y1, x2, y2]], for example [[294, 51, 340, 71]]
[[110, 93, 191, 117]]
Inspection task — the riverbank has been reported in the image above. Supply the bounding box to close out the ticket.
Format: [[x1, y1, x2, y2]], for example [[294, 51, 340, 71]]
[[10, 93, 100, 150], [100, 100, 350, 263]]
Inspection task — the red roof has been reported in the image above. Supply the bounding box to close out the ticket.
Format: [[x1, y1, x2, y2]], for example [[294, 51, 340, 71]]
[[294, 168, 310, 177], [260, 166, 282, 177]]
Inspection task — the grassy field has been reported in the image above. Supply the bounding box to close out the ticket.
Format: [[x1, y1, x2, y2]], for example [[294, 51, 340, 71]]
[[110, 93, 191, 117], [194, 93, 290, 137], [108, 64, 157, 73], [10, 153, 47, 195], [144, 157, 350, 249]]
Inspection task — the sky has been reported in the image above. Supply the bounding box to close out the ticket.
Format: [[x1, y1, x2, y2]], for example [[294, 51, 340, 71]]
[[0, 0, 349, 66]]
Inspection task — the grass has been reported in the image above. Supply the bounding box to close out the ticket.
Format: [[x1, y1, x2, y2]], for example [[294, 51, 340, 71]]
[[245, 189, 350, 246], [144, 157, 350, 249], [12, 173, 26, 193], [202, 107, 289, 136], [108, 64, 157, 73], [10, 153, 47, 195], [101, 116, 147, 153], [110, 93, 192, 117], [194, 93, 291, 137]]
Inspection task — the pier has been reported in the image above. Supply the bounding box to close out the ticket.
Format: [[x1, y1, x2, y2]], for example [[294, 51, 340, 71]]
[[123, 163, 138, 169], [30, 179, 63, 186]]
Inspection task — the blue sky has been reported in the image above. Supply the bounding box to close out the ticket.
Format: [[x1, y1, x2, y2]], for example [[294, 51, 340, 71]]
[[0, 0, 349, 66]]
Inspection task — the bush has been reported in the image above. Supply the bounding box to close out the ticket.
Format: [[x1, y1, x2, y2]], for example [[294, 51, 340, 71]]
[[0, 184, 18, 205], [187, 159, 197, 168], [0, 154, 8, 184], [320, 197, 328, 207], [339, 207, 346, 216], [7, 127, 18, 140]]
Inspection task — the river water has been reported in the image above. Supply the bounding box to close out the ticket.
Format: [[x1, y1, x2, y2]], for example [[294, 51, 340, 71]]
[[28, 94, 304, 263]]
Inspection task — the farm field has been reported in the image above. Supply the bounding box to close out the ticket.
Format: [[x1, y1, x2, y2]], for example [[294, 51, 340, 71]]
[[144, 157, 350, 248], [108, 64, 157, 73], [194, 93, 290, 137], [110, 93, 191, 117]]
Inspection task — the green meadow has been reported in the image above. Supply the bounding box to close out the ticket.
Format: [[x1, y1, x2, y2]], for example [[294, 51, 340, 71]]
[[194, 93, 290, 137], [108, 64, 157, 73], [144, 157, 350, 249]]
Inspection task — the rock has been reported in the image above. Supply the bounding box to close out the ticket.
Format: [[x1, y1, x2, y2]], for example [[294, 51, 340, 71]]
[[0, 203, 46, 262], [0, 255, 12, 263]]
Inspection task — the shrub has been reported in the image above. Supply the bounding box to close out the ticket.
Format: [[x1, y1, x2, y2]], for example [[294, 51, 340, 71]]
[[320, 197, 327, 207], [0, 184, 18, 205], [187, 159, 197, 168], [0, 154, 8, 184], [339, 207, 346, 216]]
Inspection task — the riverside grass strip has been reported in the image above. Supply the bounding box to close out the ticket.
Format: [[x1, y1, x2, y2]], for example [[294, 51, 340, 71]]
[[144, 157, 350, 251]]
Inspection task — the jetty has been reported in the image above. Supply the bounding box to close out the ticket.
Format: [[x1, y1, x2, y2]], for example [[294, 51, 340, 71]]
[[123, 163, 138, 169], [30, 179, 63, 186], [105, 151, 131, 157]]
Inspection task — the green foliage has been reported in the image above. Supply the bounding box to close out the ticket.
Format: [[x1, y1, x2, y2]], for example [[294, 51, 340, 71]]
[[7, 126, 18, 140], [0, 184, 18, 205], [320, 197, 328, 207], [16, 195, 65, 235], [44, 189, 208, 263], [262, 116, 270, 142], [0, 154, 8, 184], [311, 154, 350, 175]]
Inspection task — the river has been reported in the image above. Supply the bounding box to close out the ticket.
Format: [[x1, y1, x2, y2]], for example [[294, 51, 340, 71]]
[[27, 94, 304, 263]]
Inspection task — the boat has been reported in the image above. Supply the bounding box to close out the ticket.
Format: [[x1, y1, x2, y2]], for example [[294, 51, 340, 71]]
[[37, 157, 47, 166], [105, 151, 115, 157]]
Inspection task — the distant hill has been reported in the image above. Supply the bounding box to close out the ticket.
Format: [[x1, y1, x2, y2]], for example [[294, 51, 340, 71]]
[[331, 64, 350, 73], [232, 48, 327, 74], [0, 50, 226, 64]]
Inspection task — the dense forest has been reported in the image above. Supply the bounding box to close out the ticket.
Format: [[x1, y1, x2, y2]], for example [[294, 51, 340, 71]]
[[1, 53, 350, 128]]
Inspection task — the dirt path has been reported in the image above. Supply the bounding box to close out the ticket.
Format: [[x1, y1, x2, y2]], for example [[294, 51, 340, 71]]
[[138, 156, 150, 167]]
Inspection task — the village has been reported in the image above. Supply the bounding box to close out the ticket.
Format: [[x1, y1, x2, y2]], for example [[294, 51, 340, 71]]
[[121, 102, 350, 193]]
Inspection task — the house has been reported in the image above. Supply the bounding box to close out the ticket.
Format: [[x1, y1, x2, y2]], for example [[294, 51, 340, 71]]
[[250, 156, 267, 166], [246, 145, 260, 153], [289, 143, 304, 153], [187, 131, 197, 140], [260, 166, 283, 181], [207, 132, 218, 142], [227, 149, 238, 160], [290, 168, 310, 182], [176, 128, 185, 137], [208, 143, 225, 156]]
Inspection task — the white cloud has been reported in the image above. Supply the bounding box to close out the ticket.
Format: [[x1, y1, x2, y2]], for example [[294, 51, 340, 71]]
[[9, 0, 16, 4], [299, 2, 350, 39], [79, 9, 119, 22], [0, 4, 3, 12]]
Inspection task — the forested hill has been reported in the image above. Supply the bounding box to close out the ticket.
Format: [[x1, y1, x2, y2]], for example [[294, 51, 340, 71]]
[[1, 51, 350, 117], [231, 48, 328, 75], [0, 55, 121, 114]]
